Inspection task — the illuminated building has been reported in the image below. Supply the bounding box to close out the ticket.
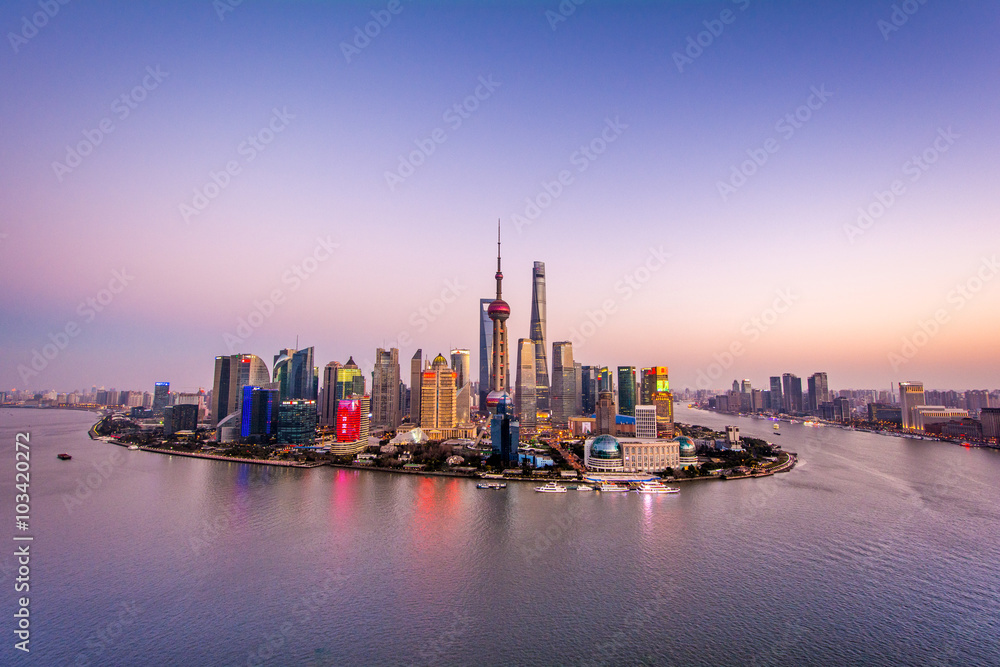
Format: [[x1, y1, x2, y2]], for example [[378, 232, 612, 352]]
[[899, 381, 926, 429], [450, 348, 471, 424], [551, 341, 575, 427], [640, 367, 669, 406], [337, 395, 371, 444], [617, 366, 636, 416], [421, 354, 457, 429], [152, 382, 169, 416], [372, 348, 401, 429], [320, 361, 341, 427], [913, 406, 968, 431], [241, 386, 278, 439], [653, 391, 674, 438], [211, 354, 270, 426], [515, 338, 537, 430], [529, 261, 549, 413], [277, 399, 317, 444], [487, 224, 519, 466], [334, 358, 365, 428]]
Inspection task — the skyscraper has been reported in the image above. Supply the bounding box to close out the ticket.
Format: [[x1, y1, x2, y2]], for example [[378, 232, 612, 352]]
[[899, 381, 926, 429], [596, 391, 615, 435], [617, 366, 637, 416], [241, 386, 278, 439], [421, 354, 457, 429], [372, 347, 401, 430], [598, 367, 614, 394], [807, 372, 830, 413], [551, 341, 575, 427], [290, 347, 318, 401], [640, 367, 669, 406], [337, 395, 371, 444], [580, 365, 598, 416], [277, 399, 317, 444], [211, 353, 270, 426], [410, 349, 422, 424], [320, 361, 342, 427], [152, 382, 169, 416], [334, 358, 366, 432], [782, 373, 803, 413], [450, 349, 471, 389], [478, 299, 493, 413], [273, 348, 295, 400], [769, 376, 783, 412], [487, 224, 518, 467], [574, 361, 583, 417], [529, 261, 549, 412], [515, 338, 536, 429], [451, 348, 472, 424]]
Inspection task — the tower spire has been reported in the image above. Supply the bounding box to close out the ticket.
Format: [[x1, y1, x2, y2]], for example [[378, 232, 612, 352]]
[[495, 218, 503, 300]]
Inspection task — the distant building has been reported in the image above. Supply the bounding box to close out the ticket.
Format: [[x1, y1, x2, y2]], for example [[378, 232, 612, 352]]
[[913, 406, 968, 431], [899, 381, 926, 429], [450, 349, 471, 390], [152, 382, 170, 416], [640, 367, 669, 406], [320, 361, 342, 427], [769, 376, 783, 412], [580, 365, 599, 416], [808, 373, 830, 413], [980, 407, 1000, 439], [478, 300, 493, 414], [868, 403, 902, 425], [334, 358, 365, 429]]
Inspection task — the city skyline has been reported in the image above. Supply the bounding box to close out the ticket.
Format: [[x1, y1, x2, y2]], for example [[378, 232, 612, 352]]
[[3, 2, 999, 392]]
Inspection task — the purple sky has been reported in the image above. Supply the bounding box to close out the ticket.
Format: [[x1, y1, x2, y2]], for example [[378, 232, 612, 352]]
[[2, 0, 998, 394]]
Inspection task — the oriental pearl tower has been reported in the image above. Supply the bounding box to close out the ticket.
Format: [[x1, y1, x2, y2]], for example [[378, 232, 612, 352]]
[[486, 221, 519, 467]]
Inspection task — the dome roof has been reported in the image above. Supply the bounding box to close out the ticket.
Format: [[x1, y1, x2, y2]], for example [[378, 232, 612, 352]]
[[590, 434, 622, 460], [432, 353, 448, 368], [672, 435, 697, 455]]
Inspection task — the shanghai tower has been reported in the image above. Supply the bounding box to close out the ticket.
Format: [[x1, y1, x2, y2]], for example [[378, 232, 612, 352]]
[[530, 261, 550, 412]]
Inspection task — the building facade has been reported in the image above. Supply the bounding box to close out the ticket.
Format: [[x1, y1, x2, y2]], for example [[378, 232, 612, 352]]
[[551, 341, 575, 427]]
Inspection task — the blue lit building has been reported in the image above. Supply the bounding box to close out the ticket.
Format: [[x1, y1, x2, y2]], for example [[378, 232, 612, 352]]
[[241, 386, 278, 439]]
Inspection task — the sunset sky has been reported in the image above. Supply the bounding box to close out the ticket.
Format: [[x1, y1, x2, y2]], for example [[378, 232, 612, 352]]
[[2, 0, 998, 393]]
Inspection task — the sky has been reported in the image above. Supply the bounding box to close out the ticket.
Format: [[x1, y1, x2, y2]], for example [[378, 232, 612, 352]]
[[1, 0, 998, 394]]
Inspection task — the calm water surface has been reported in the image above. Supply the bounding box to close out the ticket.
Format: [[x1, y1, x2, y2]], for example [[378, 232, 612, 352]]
[[1, 406, 998, 666]]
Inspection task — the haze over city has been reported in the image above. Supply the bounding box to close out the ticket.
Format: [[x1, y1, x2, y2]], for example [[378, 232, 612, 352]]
[[2, 1, 998, 391]]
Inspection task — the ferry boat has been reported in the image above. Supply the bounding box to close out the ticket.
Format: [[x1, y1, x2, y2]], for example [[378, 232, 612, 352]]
[[534, 482, 568, 493], [597, 482, 628, 492], [635, 480, 679, 494], [773, 424, 780, 430], [127, 445, 140, 450], [477, 482, 507, 490], [57, 453, 72, 460]]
